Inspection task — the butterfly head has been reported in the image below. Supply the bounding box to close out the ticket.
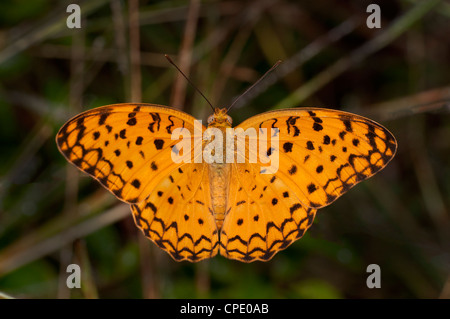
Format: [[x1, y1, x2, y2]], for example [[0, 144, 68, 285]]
[[207, 107, 232, 128]]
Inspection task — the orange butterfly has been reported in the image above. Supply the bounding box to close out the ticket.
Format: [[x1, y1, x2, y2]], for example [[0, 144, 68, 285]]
[[56, 102, 397, 262]]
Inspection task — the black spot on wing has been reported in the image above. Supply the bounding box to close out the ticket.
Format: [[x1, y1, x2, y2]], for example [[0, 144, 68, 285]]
[[154, 139, 164, 150], [343, 119, 353, 132], [127, 117, 137, 126], [286, 116, 300, 136], [131, 179, 141, 189], [148, 113, 161, 133], [98, 112, 110, 125], [288, 165, 297, 175], [307, 183, 317, 194], [166, 115, 175, 134], [283, 142, 293, 153], [313, 123, 323, 131]]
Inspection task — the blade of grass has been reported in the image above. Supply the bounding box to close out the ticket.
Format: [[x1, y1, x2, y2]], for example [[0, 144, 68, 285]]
[[129, 0, 142, 104], [74, 240, 99, 299], [210, 24, 254, 107], [192, 0, 274, 64], [58, 18, 92, 299], [0, 0, 109, 66], [275, 0, 443, 109], [231, 16, 358, 110], [170, 0, 201, 109], [0, 201, 129, 277], [367, 86, 450, 121], [0, 121, 52, 214]]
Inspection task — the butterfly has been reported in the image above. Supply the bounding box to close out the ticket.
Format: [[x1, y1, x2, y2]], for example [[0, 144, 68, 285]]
[[56, 103, 397, 262]]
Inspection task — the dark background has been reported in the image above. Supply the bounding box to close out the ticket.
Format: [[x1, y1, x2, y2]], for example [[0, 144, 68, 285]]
[[0, 0, 449, 298]]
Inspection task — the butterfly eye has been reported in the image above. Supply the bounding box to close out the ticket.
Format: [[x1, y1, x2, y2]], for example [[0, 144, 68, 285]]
[[226, 115, 233, 125], [207, 115, 215, 125]]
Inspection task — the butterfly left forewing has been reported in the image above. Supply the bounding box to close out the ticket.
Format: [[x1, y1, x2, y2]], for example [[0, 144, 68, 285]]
[[234, 107, 397, 209]]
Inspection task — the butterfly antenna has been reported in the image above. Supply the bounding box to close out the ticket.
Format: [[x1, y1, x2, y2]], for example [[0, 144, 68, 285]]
[[227, 60, 282, 112], [165, 54, 215, 112]]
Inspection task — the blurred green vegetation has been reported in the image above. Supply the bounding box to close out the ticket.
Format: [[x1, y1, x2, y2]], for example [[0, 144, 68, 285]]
[[0, 0, 449, 299]]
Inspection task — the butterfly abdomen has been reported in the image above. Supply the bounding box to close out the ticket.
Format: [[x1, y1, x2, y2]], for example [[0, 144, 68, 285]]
[[206, 110, 234, 230], [208, 163, 231, 229]]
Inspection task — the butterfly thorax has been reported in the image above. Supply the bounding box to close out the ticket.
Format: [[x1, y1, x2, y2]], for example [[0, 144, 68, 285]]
[[206, 108, 233, 229], [206, 107, 232, 128]]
